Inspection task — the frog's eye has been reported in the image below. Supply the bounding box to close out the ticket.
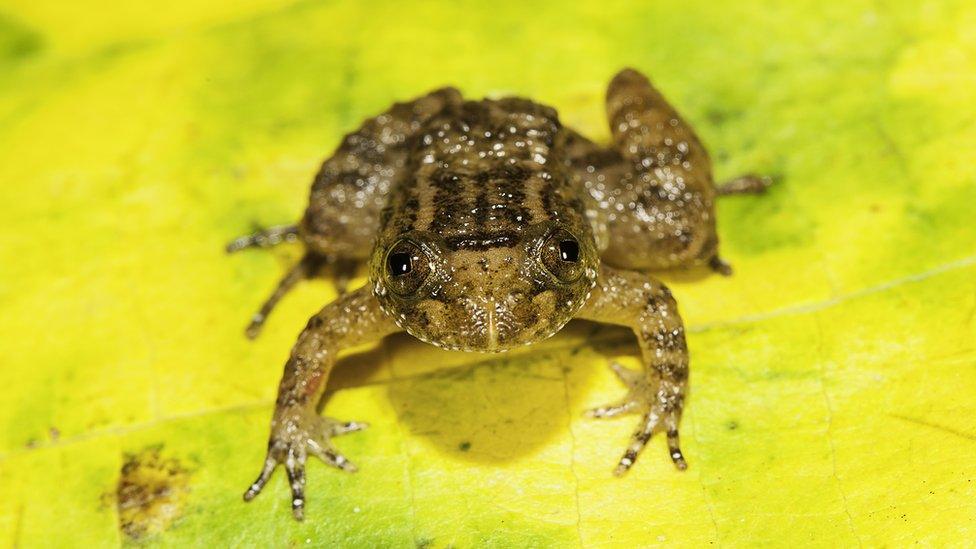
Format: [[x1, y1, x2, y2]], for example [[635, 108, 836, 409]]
[[385, 240, 431, 295], [541, 230, 584, 283], [558, 239, 580, 262], [388, 252, 412, 275]]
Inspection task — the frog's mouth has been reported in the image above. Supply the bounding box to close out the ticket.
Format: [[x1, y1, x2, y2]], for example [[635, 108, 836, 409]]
[[404, 317, 571, 354], [398, 291, 576, 353]]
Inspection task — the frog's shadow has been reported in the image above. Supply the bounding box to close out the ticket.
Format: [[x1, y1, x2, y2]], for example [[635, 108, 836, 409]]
[[328, 321, 637, 465]]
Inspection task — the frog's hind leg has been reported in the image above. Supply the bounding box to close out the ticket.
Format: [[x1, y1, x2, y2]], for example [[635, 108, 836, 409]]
[[594, 68, 718, 271], [244, 253, 326, 339], [717, 174, 772, 196], [600, 68, 772, 274], [225, 224, 299, 253]]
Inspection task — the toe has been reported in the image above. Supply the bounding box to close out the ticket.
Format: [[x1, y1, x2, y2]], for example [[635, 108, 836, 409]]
[[243, 453, 278, 501], [608, 362, 643, 386], [585, 399, 638, 418], [329, 420, 369, 436], [307, 439, 359, 473], [285, 448, 307, 521], [328, 450, 358, 472], [667, 428, 688, 470], [612, 412, 659, 476]]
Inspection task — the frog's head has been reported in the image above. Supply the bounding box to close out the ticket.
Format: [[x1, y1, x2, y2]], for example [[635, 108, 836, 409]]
[[370, 221, 599, 352]]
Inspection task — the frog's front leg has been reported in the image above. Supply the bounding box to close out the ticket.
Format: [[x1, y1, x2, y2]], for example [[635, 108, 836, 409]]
[[242, 287, 400, 520], [576, 265, 689, 475]]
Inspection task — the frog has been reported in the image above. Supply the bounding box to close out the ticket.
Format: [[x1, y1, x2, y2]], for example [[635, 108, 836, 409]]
[[228, 68, 768, 520]]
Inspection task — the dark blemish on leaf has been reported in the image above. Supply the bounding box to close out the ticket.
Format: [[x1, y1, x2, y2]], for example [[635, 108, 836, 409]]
[[704, 106, 741, 127], [416, 537, 434, 548], [113, 445, 191, 541], [458, 441, 471, 452], [726, 420, 739, 431], [0, 12, 43, 60], [90, 39, 151, 64]]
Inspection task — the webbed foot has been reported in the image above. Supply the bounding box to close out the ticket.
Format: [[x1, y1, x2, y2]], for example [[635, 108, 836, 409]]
[[243, 408, 367, 520], [586, 362, 687, 475]]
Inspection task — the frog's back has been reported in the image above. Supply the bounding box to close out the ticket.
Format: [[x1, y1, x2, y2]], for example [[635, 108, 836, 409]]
[[300, 87, 462, 258], [380, 98, 590, 247]]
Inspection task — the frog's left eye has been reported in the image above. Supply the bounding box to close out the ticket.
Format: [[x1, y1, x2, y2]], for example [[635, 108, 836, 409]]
[[558, 239, 580, 262], [384, 240, 431, 295], [541, 230, 584, 283]]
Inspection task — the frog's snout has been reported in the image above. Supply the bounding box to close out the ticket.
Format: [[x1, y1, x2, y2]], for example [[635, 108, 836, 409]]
[[461, 289, 540, 352]]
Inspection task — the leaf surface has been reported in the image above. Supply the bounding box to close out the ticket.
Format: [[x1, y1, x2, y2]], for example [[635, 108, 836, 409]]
[[1, 0, 974, 546]]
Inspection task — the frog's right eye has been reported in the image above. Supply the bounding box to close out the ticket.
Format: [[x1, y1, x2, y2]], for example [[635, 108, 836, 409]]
[[388, 252, 412, 275], [384, 240, 431, 295]]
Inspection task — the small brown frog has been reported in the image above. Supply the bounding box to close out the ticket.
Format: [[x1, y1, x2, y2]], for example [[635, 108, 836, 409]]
[[228, 68, 767, 519]]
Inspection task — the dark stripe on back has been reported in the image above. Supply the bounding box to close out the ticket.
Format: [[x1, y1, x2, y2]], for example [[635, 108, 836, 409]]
[[427, 169, 468, 234], [474, 165, 533, 228]]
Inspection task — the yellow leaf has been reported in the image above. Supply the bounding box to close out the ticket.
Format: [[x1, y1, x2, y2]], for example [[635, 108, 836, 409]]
[[1, 0, 975, 546]]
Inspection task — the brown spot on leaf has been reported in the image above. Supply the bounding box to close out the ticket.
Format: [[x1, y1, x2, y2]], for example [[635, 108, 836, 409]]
[[114, 446, 191, 540]]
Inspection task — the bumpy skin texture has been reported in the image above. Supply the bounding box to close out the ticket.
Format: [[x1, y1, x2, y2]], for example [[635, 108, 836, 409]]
[[565, 70, 717, 270], [370, 97, 600, 352], [301, 87, 463, 259], [231, 68, 764, 519]]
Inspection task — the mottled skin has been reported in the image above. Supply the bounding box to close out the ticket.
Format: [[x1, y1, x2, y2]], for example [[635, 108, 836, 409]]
[[229, 68, 767, 519]]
